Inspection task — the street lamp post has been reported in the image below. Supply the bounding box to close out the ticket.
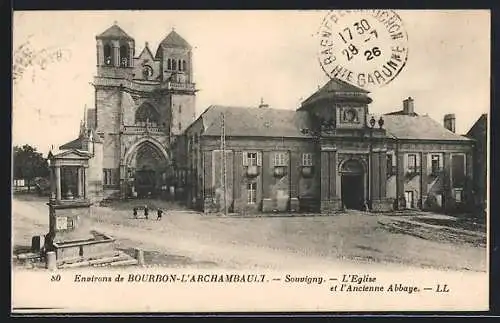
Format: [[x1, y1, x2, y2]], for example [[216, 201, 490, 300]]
[[367, 115, 385, 211], [368, 116, 376, 210]]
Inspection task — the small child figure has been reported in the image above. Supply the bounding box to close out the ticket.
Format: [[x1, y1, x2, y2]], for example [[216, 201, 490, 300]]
[[144, 205, 149, 219], [157, 208, 163, 220], [133, 207, 138, 219]]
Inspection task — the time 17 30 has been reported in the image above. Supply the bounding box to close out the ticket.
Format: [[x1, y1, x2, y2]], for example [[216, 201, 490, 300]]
[[339, 19, 381, 61]]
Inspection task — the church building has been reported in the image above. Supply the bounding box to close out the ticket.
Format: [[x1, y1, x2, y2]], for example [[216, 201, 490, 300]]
[[56, 23, 476, 215], [60, 23, 196, 202]]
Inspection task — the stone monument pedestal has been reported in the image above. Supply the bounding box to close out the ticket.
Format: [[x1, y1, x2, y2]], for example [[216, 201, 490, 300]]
[[44, 149, 121, 267]]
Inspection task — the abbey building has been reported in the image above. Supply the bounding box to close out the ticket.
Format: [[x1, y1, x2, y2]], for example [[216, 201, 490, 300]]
[[53, 23, 480, 215]]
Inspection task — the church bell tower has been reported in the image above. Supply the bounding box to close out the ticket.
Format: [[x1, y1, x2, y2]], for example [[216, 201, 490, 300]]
[[155, 28, 197, 136]]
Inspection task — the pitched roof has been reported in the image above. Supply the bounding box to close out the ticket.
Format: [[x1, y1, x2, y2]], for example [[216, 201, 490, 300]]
[[382, 114, 472, 141], [155, 30, 191, 58], [191, 105, 471, 142], [200, 105, 312, 138], [60, 137, 84, 150], [138, 43, 154, 60], [466, 113, 487, 137], [59, 129, 102, 150], [96, 24, 134, 40], [300, 78, 370, 108], [50, 149, 92, 159], [385, 109, 419, 116]]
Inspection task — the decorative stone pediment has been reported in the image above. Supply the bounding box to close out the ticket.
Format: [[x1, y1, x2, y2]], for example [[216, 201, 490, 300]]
[[51, 149, 92, 160]]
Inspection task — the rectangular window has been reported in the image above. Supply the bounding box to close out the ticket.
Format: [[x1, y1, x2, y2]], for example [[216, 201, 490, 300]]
[[451, 154, 466, 188], [407, 154, 417, 173], [243, 151, 261, 166], [454, 188, 463, 202], [247, 152, 257, 166], [431, 154, 441, 174], [274, 152, 287, 166], [302, 153, 313, 166], [103, 169, 113, 185], [247, 182, 257, 204]]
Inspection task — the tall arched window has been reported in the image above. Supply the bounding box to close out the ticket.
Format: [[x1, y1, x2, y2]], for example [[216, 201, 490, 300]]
[[178, 59, 182, 71], [120, 45, 129, 67], [172, 59, 177, 71], [135, 103, 160, 126], [167, 59, 172, 70], [103, 44, 113, 66], [182, 60, 187, 71]]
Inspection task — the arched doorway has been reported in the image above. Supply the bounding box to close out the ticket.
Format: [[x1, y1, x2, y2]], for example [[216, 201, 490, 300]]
[[125, 140, 172, 198], [340, 159, 366, 210]]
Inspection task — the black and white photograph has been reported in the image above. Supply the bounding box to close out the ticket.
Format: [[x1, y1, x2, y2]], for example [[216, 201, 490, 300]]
[[11, 10, 490, 313]]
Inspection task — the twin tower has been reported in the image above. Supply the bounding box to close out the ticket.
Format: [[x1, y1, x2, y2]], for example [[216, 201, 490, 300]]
[[89, 23, 197, 198]]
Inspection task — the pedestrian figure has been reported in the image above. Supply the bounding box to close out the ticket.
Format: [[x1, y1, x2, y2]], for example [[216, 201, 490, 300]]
[[363, 200, 370, 212], [157, 208, 163, 220], [133, 207, 138, 219], [144, 205, 149, 219]]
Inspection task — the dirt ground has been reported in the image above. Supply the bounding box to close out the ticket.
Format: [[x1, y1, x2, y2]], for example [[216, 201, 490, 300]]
[[12, 195, 487, 272]]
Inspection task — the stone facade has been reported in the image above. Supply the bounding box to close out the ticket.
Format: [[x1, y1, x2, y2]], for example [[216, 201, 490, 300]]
[[178, 81, 474, 215], [58, 25, 479, 216], [89, 24, 197, 200], [466, 114, 488, 209]]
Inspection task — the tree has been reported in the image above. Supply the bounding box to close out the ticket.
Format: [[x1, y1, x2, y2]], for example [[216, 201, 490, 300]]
[[13, 144, 50, 192]]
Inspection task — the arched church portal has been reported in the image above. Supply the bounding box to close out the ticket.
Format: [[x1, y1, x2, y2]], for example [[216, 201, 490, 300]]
[[125, 140, 172, 198], [340, 158, 366, 210]]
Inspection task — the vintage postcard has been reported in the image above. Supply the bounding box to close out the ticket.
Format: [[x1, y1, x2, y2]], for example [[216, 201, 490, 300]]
[[11, 10, 490, 313]]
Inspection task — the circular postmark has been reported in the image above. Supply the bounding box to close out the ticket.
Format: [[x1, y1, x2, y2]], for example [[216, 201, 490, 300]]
[[317, 10, 408, 89]]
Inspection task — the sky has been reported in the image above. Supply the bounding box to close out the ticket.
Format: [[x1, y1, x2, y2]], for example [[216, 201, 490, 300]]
[[13, 10, 490, 156]]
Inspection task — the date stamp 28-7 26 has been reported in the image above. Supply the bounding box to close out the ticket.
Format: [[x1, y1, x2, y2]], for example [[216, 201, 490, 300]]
[[318, 10, 409, 89]]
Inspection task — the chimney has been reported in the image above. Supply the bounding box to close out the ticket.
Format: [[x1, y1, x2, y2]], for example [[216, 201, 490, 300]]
[[403, 97, 414, 115], [444, 113, 456, 133], [258, 98, 269, 109]]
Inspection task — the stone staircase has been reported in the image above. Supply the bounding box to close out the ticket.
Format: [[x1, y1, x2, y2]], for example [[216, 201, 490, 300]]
[[58, 251, 138, 268], [13, 250, 139, 269]]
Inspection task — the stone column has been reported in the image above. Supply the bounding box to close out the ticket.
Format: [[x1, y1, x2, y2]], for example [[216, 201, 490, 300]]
[[77, 167, 83, 198], [320, 150, 330, 214], [379, 150, 387, 199], [55, 166, 61, 202], [128, 41, 134, 67], [96, 39, 104, 66], [83, 165, 88, 200], [49, 167, 56, 198], [328, 151, 337, 199], [371, 150, 381, 204], [112, 40, 120, 67]]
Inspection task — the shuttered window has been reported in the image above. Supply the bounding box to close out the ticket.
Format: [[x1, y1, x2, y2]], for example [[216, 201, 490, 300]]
[[273, 152, 288, 166], [302, 153, 313, 166], [243, 151, 262, 166]]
